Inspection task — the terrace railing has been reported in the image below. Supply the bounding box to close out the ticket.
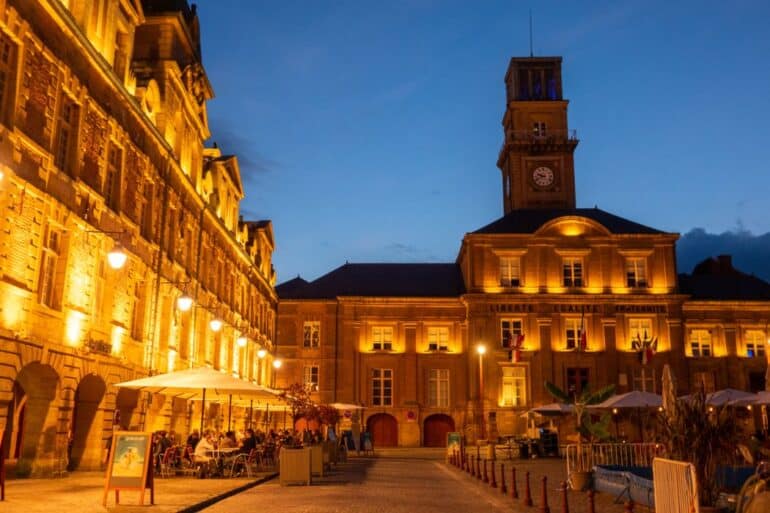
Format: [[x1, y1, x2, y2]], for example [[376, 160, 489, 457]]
[[565, 443, 667, 475]]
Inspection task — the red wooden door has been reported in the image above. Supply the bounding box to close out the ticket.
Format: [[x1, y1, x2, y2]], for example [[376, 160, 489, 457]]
[[423, 414, 455, 447], [366, 413, 398, 447]]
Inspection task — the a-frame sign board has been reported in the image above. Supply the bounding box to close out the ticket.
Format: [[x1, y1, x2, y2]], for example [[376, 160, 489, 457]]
[[102, 431, 154, 507]]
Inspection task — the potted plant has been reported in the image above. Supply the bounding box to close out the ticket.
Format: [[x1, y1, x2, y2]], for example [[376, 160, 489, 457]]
[[657, 388, 740, 512], [545, 381, 615, 490]]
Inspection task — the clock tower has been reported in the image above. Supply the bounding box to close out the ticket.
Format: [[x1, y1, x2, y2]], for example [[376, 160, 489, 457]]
[[497, 57, 579, 213]]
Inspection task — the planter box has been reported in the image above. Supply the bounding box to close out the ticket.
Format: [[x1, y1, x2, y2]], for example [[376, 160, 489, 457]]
[[309, 445, 324, 477], [280, 448, 311, 486]]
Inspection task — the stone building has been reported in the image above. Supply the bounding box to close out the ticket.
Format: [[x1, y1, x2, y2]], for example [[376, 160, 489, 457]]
[[276, 56, 770, 447], [0, 0, 278, 476]]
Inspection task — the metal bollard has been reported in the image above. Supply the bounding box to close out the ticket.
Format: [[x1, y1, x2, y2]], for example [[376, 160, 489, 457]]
[[587, 489, 595, 513], [482, 459, 489, 483], [490, 460, 497, 488], [499, 463, 507, 495], [624, 500, 634, 513], [511, 466, 519, 499], [560, 481, 569, 513], [523, 470, 533, 507], [539, 476, 550, 513]]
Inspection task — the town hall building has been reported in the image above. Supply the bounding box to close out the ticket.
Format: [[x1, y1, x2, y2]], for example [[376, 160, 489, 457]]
[[276, 56, 770, 447]]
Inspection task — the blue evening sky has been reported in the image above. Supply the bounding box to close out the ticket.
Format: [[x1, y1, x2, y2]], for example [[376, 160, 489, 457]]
[[195, 1, 770, 282]]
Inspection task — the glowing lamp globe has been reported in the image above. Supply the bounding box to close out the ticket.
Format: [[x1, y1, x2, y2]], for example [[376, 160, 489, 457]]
[[209, 318, 223, 332], [236, 335, 248, 347], [176, 294, 193, 312], [257, 348, 267, 358], [107, 244, 127, 269], [476, 344, 487, 355], [272, 359, 283, 369]]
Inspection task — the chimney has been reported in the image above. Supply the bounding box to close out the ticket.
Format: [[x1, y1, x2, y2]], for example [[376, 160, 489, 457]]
[[717, 255, 733, 272]]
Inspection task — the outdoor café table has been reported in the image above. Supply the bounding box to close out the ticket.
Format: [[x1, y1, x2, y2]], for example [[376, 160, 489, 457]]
[[205, 447, 239, 477]]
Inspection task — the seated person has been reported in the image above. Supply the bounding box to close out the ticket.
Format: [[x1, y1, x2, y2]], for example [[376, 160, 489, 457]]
[[239, 428, 257, 454], [220, 431, 238, 449], [193, 431, 217, 477]]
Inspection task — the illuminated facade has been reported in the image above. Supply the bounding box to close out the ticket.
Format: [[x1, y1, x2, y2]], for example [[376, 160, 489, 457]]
[[0, 0, 278, 475], [276, 57, 770, 447]]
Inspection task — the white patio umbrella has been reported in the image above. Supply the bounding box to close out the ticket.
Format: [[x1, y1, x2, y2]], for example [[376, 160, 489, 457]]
[[327, 402, 365, 410], [527, 403, 575, 415], [115, 367, 282, 431], [661, 364, 676, 420], [590, 391, 662, 409], [705, 388, 758, 407], [590, 391, 662, 442]]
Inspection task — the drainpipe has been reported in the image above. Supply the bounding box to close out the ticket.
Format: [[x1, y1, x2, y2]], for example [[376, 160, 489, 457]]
[[334, 300, 339, 402]]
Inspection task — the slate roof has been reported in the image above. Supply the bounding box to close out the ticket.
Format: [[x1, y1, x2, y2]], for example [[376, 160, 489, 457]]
[[678, 256, 770, 300], [276, 263, 465, 299], [473, 208, 664, 235]]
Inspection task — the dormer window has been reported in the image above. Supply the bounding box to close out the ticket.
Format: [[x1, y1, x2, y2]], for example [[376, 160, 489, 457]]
[[499, 257, 521, 287], [372, 326, 393, 351], [562, 258, 583, 287], [427, 326, 449, 351], [626, 258, 648, 288]]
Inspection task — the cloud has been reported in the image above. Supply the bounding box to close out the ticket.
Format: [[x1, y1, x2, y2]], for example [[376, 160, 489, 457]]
[[207, 118, 280, 185], [382, 242, 441, 262], [677, 227, 770, 281]]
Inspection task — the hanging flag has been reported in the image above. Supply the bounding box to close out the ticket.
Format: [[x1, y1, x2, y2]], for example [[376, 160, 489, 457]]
[[511, 333, 525, 362], [577, 306, 587, 351], [632, 331, 658, 365]]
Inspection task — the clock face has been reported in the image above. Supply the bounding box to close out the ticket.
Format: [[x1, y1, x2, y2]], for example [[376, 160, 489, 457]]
[[532, 166, 554, 188]]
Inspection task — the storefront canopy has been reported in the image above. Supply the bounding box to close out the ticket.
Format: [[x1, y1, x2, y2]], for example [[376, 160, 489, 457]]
[[590, 391, 662, 409]]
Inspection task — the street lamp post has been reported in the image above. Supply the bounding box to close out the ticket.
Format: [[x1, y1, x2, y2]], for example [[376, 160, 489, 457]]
[[477, 344, 487, 440]]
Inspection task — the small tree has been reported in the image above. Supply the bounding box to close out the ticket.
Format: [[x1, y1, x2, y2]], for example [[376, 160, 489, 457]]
[[545, 381, 615, 474], [318, 404, 340, 427], [280, 383, 315, 428]]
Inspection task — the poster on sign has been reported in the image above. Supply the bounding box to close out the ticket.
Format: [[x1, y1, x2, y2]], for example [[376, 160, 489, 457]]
[[102, 432, 154, 507]]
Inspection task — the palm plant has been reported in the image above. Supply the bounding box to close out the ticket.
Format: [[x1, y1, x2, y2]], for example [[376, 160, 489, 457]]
[[657, 388, 740, 508], [545, 381, 615, 474]]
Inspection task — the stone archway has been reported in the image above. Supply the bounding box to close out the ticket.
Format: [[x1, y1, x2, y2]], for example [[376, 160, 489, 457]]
[[68, 374, 107, 471], [5, 362, 60, 476], [366, 413, 398, 447], [423, 414, 455, 447]]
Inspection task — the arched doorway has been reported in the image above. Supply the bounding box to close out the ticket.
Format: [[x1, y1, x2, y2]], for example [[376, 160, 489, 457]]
[[68, 374, 106, 471], [423, 414, 455, 447], [366, 413, 398, 447], [3, 362, 60, 476]]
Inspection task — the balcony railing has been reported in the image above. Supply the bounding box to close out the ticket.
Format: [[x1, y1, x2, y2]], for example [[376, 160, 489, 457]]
[[500, 129, 578, 152]]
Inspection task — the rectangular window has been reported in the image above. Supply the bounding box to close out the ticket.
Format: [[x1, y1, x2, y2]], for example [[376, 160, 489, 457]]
[[501, 319, 523, 348], [104, 144, 122, 212], [745, 330, 766, 358], [501, 367, 527, 407], [303, 321, 320, 348], [140, 183, 154, 241], [429, 369, 450, 408], [566, 367, 589, 398], [38, 227, 62, 309], [628, 318, 653, 345], [689, 329, 712, 357], [532, 121, 547, 137], [372, 326, 393, 351], [562, 258, 583, 287], [303, 365, 319, 391], [0, 32, 16, 124], [565, 318, 581, 350], [632, 368, 656, 393], [499, 257, 521, 287], [427, 326, 449, 351], [626, 258, 648, 288], [54, 97, 77, 175], [372, 368, 393, 406]]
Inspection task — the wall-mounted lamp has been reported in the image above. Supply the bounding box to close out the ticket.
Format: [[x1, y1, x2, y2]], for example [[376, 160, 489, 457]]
[[176, 293, 194, 312], [257, 348, 267, 359], [236, 335, 248, 347], [87, 229, 128, 270], [273, 358, 283, 369], [210, 318, 223, 332]]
